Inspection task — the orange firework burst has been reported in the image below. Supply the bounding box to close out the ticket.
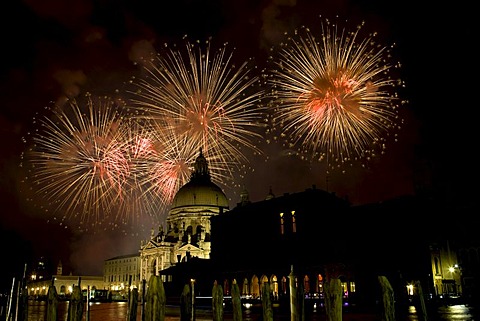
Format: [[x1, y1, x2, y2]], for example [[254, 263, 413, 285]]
[[128, 37, 267, 188], [136, 119, 194, 207], [268, 19, 406, 168], [21, 94, 164, 232], [115, 118, 168, 227], [22, 94, 131, 230]]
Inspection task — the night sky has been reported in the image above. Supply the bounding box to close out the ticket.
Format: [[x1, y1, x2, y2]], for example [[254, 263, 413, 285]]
[[0, 0, 475, 292]]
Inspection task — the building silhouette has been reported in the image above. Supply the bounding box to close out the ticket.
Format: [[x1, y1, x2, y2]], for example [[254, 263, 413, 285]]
[[149, 152, 474, 310]]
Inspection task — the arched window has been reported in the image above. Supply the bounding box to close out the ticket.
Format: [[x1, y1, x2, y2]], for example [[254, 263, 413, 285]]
[[260, 275, 269, 296], [270, 275, 279, 300], [303, 275, 310, 296], [196, 225, 203, 242], [242, 278, 249, 296], [261, 275, 269, 284], [316, 274, 324, 295], [60, 285, 66, 295], [251, 275, 260, 299]]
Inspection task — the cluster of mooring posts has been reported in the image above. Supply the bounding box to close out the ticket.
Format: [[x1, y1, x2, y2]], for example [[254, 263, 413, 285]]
[[3, 265, 429, 321]]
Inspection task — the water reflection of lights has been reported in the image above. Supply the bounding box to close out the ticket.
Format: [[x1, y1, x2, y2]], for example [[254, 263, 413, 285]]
[[408, 305, 417, 314], [438, 304, 473, 318], [408, 304, 475, 320]]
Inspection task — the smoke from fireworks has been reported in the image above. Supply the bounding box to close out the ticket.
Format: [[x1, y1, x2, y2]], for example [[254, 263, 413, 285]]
[[128, 37, 268, 191], [268, 19, 406, 169]]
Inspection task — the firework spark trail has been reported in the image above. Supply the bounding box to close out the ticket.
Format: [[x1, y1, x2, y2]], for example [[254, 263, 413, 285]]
[[23, 94, 133, 230], [128, 37, 267, 188], [114, 116, 234, 225], [139, 118, 241, 207], [111, 118, 166, 228], [269, 19, 404, 167], [132, 119, 193, 209]]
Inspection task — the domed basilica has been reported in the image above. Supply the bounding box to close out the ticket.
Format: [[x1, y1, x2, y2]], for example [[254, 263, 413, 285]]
[[139, 149, 229, 283]]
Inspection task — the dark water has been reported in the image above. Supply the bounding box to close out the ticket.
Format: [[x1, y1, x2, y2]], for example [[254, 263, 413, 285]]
[[25, 301, 214, 321], [21, 300, 478, 321]]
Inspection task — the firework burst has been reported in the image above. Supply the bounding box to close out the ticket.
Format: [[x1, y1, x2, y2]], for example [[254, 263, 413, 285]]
[[268, 19, 405, 168], [128, 37, 267, 188], [21, 94, 162, 232]]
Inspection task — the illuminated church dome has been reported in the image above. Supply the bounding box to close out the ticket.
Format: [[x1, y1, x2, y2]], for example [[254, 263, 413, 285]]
[[139, 149, 229, 281], [171, 150, 229, 210]]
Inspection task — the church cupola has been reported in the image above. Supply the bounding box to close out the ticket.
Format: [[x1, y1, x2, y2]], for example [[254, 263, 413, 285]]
[[265, 186, 275, 200], [191, 148, 210, 182]]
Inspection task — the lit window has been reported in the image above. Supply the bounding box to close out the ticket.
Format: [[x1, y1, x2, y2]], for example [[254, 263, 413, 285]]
[[342, 282, 348, 296], [303, 275, 310, 294], [280, 213, 284, 235], [350, 282, 356, 293], [291, 211, 296, 233]]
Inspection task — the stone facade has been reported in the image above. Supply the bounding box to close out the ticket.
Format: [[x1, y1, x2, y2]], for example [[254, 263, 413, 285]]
[[103, 253, 141, 294]]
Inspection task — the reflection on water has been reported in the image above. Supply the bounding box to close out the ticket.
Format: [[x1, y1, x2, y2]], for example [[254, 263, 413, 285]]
[[27, 301, 131, 321], [25, 300, 478, 321], [438, 304, 476, 320], [406, 304, 478, 321], [26, 301, 208, 321]]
